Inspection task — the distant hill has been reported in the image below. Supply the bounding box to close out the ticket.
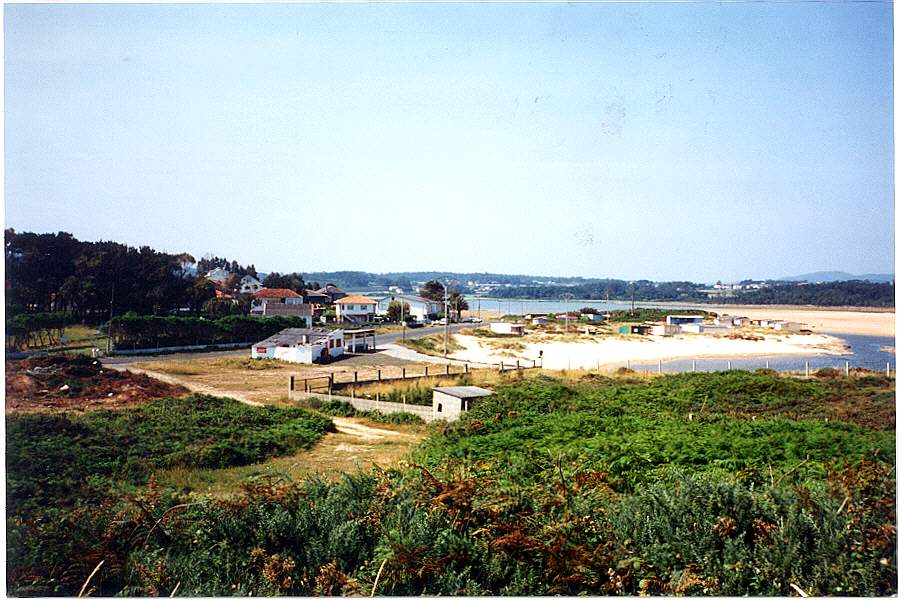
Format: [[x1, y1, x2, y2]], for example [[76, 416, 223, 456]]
[[778, 271, 894, 283]]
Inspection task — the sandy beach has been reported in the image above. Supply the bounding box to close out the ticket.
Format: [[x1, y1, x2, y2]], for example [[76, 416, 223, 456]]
[[449, 331, 853, 370], [466, 306, 894, 337]]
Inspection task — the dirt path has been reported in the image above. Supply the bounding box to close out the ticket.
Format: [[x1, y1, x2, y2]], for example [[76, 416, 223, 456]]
[[109, 363, 425, 491], [105, 364, 263, 406]]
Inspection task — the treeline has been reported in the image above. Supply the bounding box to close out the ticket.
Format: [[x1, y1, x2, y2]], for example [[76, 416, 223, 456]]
[[5, 230, 216, 320], [489, 280, 895, 307], [490, 280, 705, 302], [713, 281, 895, 307], [110, 314, 312, 350]]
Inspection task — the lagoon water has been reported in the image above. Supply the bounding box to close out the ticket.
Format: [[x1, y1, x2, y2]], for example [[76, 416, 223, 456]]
[[466, 297, 895, 373]]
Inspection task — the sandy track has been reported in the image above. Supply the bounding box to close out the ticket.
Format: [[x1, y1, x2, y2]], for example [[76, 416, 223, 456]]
[[105, 364, 263, 406]]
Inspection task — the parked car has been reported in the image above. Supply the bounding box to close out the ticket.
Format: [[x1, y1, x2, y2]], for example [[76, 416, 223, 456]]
[[402, 320, 424, 328]]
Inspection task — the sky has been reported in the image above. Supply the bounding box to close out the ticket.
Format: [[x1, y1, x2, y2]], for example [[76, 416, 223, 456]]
[[4, 2, 894, 283]]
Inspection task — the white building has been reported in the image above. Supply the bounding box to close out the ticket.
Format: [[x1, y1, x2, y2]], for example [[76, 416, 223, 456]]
[[251, 288, 311, 324], [252, 328, 344, 364], [375, 294, 442, 322], [531, 317, 549, 325], [432, 386, 494, 419], [490, 322, 525, 335], [205, 267, 231, 284], [239, 275, 263, 295], [773, 321, 804, 332], [335, 295, 378, 324], [651, 324, 682, 336], [666, 315, 705, 326], [732, 316, 752, 327], [681, 323, 705, 334]]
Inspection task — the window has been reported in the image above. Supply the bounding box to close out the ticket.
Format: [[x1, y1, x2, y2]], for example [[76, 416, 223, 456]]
[[335, 339, 342, 347], [437, 403, 443, 413]]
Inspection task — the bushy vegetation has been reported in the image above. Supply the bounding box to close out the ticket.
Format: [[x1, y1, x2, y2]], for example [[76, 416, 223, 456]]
[[109, 314, 313, 350], [8, 372, 896, 596], [397, 334, 464, 356], [604, 308, 712, 323]]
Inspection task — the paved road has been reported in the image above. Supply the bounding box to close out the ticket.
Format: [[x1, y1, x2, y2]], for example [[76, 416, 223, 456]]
[[100, 322, 488, 365]]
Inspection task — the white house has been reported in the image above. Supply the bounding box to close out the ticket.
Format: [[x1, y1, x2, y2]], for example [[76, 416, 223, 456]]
[[375, 295, 442, 322], [251, 288, 311, 324], [490, 322, 525, 336], [335, 295, 378, 324], [205, 267, 231, 284], [252, 328, 344, 364], [239, 275, 263, 295], [531, 317, 549, 325], [432, 386, 494, 419], [681, 323, 705, 334]]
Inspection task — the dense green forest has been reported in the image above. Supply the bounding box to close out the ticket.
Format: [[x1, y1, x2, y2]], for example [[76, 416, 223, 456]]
[[489, 280, 895, 307], [7, 371, 895, 596]]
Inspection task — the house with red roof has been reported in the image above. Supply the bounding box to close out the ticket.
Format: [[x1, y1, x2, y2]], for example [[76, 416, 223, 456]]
[[334, 295, 377, 324], [251, 288, 312, 325]]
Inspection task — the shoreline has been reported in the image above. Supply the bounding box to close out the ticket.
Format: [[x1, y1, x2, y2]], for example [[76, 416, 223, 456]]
[[448, 331, 854, 371]]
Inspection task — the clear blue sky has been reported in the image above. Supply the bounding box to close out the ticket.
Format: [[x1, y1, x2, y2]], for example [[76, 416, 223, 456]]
[[5, 2, 894, 282]]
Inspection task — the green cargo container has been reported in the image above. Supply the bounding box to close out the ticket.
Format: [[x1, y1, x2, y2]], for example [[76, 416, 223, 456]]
[[618, 324, 650, 335]]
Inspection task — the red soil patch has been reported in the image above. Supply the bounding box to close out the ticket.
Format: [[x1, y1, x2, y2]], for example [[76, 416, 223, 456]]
[[5, 355, 189, 414]]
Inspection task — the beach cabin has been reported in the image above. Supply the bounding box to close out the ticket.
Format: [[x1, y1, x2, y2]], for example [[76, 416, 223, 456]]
[[651, 324, 681, 336], [681, 323, 705, 334], [252, 328, 344, 364], [619, 324, 651, 335], [491, 322, 526, 336], [666, 315, 705, 326], [773, 321, 804, 332], [713, 315, 735, 327], [525, 312, 550, 320], [732, 316, 752, 327], [581, 313, 606, 322], [432, 386, 494, 419], [531, 317, 549, 326]]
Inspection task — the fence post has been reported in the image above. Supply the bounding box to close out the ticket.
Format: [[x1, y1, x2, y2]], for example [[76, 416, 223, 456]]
[[377, 369, 382, 381], [304, 379, 309, 393], [354, 371, 358, 383], [805, 361, 810, 377], [887, 362, 891, 378], [516, 360, 520, 370], [446, 364, 450, 375], [288, 375, 294, 397], [500, 361, 504, 372], [328, 374, 333, 394], [845, 361, 850, 377], [425, 366, 429, 376], [464, 363, 469, 374], [692, 359, 696, 372], [402, 367, 406, 379], [658, 360, 662, 374], [627, 359, 630, 370]]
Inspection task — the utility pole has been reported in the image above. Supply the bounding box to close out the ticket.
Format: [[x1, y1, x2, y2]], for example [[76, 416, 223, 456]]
[[562, 292, 574, 336], [400, 297, 406, 341], [443, 280, 450, 357], [105, 281, 115, 354]]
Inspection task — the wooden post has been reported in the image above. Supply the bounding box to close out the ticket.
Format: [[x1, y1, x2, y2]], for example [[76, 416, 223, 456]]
[[289, 375, 295, 393], [425, 366, 429, 376], [627, 359, 630, 370], [516, 359, 520, 370], [377, 369, 382, 381], [845, 361, 849, 377], [446, 364, 450, 375], [500, 361, 504, 372], [402, 367, 406, 378], [328, 374, 333, 394], [464, 363, 469, 374], [354, 371, 358, 383], [304, 379, 309, 393], [805, 361, 810, 377]]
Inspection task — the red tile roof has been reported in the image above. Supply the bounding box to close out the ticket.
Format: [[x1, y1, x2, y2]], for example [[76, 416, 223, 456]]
[[335, 294, 377, 304], [253, 288, 302, 299]]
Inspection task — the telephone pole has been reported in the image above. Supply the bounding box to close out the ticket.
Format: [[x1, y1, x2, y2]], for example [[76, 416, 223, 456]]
[[443, 281, 450, 357]]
